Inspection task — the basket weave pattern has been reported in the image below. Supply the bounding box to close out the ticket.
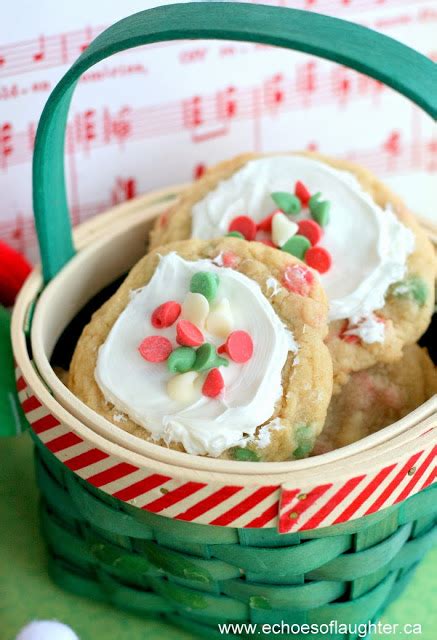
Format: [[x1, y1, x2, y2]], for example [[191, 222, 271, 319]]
[[35, 438, 437, 637]]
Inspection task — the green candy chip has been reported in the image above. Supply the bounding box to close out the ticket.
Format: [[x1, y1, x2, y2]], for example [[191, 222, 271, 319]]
[[226, 231, 244, 239], [293, 425, 315, 460], [391, 276, 428, 307], [231, 447, 260, 462], [281, 234, 311, 259], [310, 200, 330, 226], [190, 271, 219, 302], [271, 192, 301, 215], [193, 343, 229, 372], [167, 347, 196, 373], [309, 192, 321, 209]]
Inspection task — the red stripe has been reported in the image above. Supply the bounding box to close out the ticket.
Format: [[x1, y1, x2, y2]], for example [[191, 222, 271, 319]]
[[244, 501, 279, 528], [210, 485, 278, 527], [365, 452, 423, 515], [174, 485, 243, 521], [419, 466, 437, 491], [299, 476, 365, 531], [31, 414, 61, 434], [21, 395, 42, 413], [395, 446, 437, 504], [64, 448, 109, 471], [86, 462, 139, 488], [333, 464, 396, 525], [142, 482, 206, 513], [281, 483, 332, 527], [16, 376, 26, 392], [112, 474, 171, 501], [45, 432, 82, 453], [280, 488, 301, 510]]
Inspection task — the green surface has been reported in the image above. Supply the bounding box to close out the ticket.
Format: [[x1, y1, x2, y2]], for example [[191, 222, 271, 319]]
[[1, 435, 436, 639], [32, 2, 437, 282], [0, 307, 28, 438]]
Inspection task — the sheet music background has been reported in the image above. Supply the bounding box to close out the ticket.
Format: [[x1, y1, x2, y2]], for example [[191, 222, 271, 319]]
[[1, 0, 436, 263]]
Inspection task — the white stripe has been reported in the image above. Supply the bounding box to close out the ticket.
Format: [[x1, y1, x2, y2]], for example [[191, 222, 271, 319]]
[[74, 455, 120, 480], [195, 485, 261, 523], [350, 452, 425, 520], [18, 387, 32, 404], [56, 441, 89, 463], [36, 425, 67, 444], [134, 478, 188, 509], [314, 475, 371, 529], [156, 483, 249, 521], [282, 482, 339, 531], [25, 404, 54, 425], [98, 468, 156, 496], [231, 489, 280, 528], [155, 483, 225, 517], [417, 463, 436, 493]]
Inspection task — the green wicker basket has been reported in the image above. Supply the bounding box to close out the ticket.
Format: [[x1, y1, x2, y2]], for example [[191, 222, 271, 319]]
[[35, 434, 437, 638], [7, 2, 437, 637]]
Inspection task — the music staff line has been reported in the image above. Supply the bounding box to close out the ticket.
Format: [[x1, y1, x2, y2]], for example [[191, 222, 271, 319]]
[[1, 136, 436, 257], [3, 60, 430, 170], [0, 0, 429, 79]]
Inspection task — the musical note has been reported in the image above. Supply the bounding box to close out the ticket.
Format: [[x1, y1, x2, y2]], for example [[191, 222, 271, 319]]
[[103, 106, 132, 144], [75, 109, 97, 148], [0, 123, 13, 168], [296, 61, 317, 105], [33, 35, 45, 63], [331, 66, 352, 104], [217, 86, 238, 121], [182, 96, 203, 129], [383, 131, 401, 156], [264, 74, 285, 110]]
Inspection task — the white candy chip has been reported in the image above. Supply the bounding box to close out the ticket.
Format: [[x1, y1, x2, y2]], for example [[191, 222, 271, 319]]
[[167, 371, 200, 404], [266, 277, 282, 297], [181, 292, 210, 328], [206, 298, 234, 338], [16, 621, 79, 640], [271, 212, 298, 248]]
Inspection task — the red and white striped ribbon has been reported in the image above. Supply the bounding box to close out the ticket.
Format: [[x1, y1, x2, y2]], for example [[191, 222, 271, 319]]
[[16, 366, 436, 532], [279, 444, 436, 533], [16, 367, 281, 528]]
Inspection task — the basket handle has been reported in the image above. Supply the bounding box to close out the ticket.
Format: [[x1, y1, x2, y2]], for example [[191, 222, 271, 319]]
[[33, 1, 437, 283]]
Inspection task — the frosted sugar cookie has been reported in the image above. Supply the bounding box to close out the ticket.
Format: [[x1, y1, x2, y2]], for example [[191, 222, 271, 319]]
[[150, 152, 435, 385], [313, 344, 437, 454], [69, 238, 333, 461]]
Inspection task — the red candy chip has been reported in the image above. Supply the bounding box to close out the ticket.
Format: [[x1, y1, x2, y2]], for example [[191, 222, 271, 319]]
[[138, 336, 173, 362], [256, 211, 277, 233], [282, 264, 314, 297], [202, 368, 225, 398], [295, 180, 311, 206], [305, 246, 332, 274], [228, 215, 257, 241], [221, 251, 240, 268], [176, 320, 204, 347], [339, 320, 360, 344], [151, 301, 181, 328], [258, 238, 276, 247], [217, 343, 227, 354], [297, 219, 322, 246], [225, 330, 254, 363]]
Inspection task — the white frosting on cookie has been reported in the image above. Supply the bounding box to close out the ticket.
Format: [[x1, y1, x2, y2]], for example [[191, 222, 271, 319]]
[[95, 253, 296, 457], [191, 156, 415, 333]]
